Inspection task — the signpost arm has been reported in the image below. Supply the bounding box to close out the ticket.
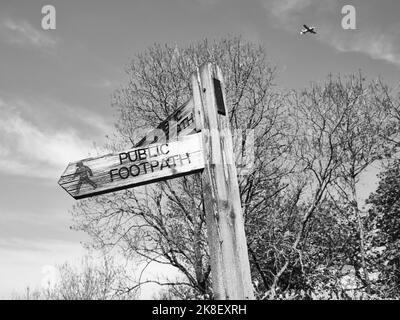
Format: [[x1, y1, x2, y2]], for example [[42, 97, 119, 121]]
[[192, 63, 255, 300]]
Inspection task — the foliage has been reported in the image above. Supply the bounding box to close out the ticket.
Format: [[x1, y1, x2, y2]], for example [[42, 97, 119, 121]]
[[366, 160, 400, 298]]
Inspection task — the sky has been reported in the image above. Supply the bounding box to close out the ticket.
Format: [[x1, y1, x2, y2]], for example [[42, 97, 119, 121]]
[[0, 0, 399, 298]]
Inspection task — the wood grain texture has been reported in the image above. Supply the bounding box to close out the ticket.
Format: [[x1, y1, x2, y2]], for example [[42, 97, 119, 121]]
[[135, 97, 197, 148], [193, 63, 255, 300], [59, 133, 204, 199]]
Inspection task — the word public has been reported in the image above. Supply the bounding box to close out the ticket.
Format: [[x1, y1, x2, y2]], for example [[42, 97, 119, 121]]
[[109, 144, 191, 182]]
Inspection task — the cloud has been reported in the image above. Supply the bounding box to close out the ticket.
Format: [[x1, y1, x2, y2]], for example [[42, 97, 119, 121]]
[[1, 19, 57, 52], [0, 98, 99, 179], [194, 0, 222, 7], [9, 97, 113, 141], [267, 0, 334, 27], [41, 265, 59, 289], [0, 238, 86, 298], [264, 0, 400, 67], [330, 32, 400, 67], [269, 0, 313, 20], [86, 78, 120, 89]]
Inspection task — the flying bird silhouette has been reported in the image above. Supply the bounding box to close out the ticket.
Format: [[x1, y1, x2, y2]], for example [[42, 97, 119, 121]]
[[300, 25, 317, 35]]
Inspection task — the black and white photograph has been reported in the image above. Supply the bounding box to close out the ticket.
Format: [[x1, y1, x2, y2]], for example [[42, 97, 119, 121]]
[[0, 0, 400, 308]]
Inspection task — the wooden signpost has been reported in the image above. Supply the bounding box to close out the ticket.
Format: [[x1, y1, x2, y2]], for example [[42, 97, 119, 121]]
[[59, 62, 255, 300]]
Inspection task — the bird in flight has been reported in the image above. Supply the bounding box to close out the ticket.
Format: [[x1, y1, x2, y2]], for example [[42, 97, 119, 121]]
[[300, 25, 317, 35]]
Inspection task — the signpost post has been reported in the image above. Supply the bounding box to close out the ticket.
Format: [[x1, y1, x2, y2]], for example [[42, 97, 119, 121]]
[[191, 63, 254, 300], [59, 62, 255, 300]]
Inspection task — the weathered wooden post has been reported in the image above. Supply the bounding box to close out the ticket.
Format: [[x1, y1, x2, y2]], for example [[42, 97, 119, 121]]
[[191, 63, 255, 300]]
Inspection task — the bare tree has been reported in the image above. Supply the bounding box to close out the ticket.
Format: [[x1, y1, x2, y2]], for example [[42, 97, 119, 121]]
[[265, 73, 396, 298], [330, 74, 395, 292], [14, 254, 136, 300]]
